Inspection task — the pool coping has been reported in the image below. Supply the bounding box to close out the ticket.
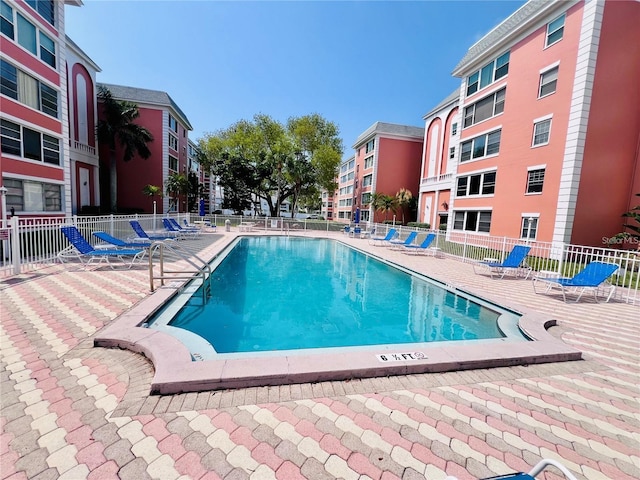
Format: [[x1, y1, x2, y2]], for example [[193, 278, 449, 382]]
[[94, 235, 582, 395]]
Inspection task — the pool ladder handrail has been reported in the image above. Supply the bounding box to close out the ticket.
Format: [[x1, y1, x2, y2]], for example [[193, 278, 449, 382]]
[[147, 240, 212, 301]]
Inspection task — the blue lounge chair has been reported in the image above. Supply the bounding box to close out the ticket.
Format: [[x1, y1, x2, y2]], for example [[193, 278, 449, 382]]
[[172, 218, 200, 236], [130, 220, 177, 241], [387, 231, 418, 249], [369, 228, 398, 246], [59, 226, 145, 269], [532, 261, 619, 303], [93, 231, 153, 249], [473, 245, 532, 279], [403, 233, 436, 255], [163, 218, 196, 239], [360, 226, 376, 239], [447, 458, 578, 480]]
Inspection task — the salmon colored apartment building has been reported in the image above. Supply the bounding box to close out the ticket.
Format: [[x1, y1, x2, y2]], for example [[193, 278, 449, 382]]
[[336, 122, 423, 224], [1, 0, 86, 218], [96, 83, 193, 215], [421, 0, 640, 247]]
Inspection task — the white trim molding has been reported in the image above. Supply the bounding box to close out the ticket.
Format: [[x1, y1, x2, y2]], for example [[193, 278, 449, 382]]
[[552, 0, 605, 244]]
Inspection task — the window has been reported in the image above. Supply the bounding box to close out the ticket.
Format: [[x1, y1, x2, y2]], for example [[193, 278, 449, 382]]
[[460, 129, 501, 162], [362, 174, 372, 187], [466, 52, 510, 96], [169, 115, 178, 133], [25, 0, 55, 26], [456, 171, 496, 197], [526, 168, 545, 193], [0, 60, 59, 117], [169, 155, 178, 171], [532, 119, 551, 146], [364, 155, 374, 168], [365, 139, 375, 153], [0, 119, 60, 164], [39, 32, 55, 68], [169, 134, 178, 151], [0, 119, 20, 155], [451, 122, 458, 136], [3, 177, 61, 212], [348, 159, 355, 170], [17, 14, 37, 55], [539, 67, 558, 97], [453, 210, 492, 233], [361, 192, 372, 204], [449, 147, 455, 159], [521, 217, 538, 240], [546, 14, 565, 47], [463, 88, 505, 127], [1, 1, 14, 39]]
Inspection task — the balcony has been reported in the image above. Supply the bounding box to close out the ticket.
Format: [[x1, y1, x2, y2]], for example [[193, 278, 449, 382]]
[[70, 140, 96, 156], [422, 173, 453, 185]]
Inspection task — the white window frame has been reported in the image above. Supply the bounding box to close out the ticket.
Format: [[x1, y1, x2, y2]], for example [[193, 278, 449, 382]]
[[466, 51, 510, 96], [364, 155, 374, 169], [455, 170, 496, 198], [460, 128, 502, 163], [546, 13, 565, 48], [452, 209, 493, 234], [538, 65, 559, 98], [0, 118, 61, 165], [520, 214, 540, 240], [526, 166, 546, 194], [168, 133, 178, 151], [532, 116, 552, 147], [463, 87, 505, 128], [168, 154, 178, 171]]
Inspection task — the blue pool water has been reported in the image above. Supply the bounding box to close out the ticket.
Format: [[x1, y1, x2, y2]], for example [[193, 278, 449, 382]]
[[159, 236, 524, 354]]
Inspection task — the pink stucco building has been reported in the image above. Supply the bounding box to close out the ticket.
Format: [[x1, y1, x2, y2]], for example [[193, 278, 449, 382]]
[[1, 0, 84, 218], [337, 122, 423, 225], [427, 0, 640, 247], [96, 83, 193, 214]]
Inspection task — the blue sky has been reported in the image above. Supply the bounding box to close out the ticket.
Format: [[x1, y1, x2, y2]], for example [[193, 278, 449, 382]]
[[65, 1, 526, 158]]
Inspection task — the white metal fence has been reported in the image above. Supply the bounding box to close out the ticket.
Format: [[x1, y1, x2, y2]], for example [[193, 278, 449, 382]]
[[1, 215, 638, 304]]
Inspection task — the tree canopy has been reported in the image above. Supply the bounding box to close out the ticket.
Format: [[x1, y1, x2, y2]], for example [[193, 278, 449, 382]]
[[198, 113, 343, 216]]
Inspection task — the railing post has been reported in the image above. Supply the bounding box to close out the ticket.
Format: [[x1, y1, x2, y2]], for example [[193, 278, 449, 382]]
[[502, 236, 507, 262], [10, 216, 20, 275], [462, 232, 468, 261], [557, 242, 566, 275]]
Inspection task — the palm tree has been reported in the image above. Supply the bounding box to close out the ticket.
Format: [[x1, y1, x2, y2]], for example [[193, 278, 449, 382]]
[[372, 193, 397, 222], [165, 173, 189, 213], [142, 184, 162, 213], [97, 85, 154, 213], [396, 188, 413, 225]]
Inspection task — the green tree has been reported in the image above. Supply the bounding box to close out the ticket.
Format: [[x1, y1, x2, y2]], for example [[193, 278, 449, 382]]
[[372, 193, 397, 222], [396, 188, 413, 225], [142, 184, 162, 213], [198, 113, 343, 217], [165, 173, 189, 213], [97, 85, 154, 212]]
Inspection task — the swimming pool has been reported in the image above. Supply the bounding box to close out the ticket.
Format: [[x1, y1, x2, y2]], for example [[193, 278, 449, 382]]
[[149, 236, 527, 358], [96, 233, 582, 393]]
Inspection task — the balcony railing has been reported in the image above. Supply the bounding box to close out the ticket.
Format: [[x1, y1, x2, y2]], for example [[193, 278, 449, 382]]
[[70, 140, 96, 155], [422, 173, 453, 185]]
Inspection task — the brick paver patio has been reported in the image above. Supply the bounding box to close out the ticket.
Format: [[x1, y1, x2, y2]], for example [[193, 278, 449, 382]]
[[1, 230, 638, 479]]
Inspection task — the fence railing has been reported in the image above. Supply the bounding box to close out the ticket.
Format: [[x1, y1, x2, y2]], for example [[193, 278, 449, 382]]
[[1, 215, 638, 304]]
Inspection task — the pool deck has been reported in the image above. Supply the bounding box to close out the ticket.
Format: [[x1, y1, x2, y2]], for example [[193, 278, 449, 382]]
[[1, 229, 638, 479]]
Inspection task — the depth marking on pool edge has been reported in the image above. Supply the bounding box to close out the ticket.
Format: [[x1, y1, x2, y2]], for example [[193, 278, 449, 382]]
[[376, 352, 426, 363]]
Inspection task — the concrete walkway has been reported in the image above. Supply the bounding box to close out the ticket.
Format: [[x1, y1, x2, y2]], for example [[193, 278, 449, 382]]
[[1, 231, 638, 479]]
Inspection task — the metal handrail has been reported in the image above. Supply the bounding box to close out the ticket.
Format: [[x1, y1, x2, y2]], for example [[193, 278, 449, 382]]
[[147, 240, 212, 301]]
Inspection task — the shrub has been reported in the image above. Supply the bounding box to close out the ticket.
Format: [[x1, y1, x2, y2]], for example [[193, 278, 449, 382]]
[[407, 222, 431, 229], [439, 223, 448, 231]]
